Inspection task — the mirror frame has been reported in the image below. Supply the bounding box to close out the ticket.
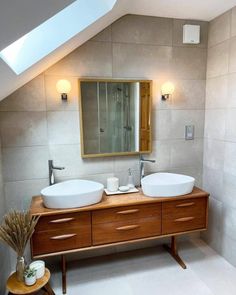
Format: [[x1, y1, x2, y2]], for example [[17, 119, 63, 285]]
[[79, 78, 152, 158]]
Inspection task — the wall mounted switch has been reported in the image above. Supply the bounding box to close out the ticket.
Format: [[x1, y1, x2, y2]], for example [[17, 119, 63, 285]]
[[185, 125, 194, 140]]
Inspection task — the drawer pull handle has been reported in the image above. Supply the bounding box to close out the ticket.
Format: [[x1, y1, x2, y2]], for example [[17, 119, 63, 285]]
[[175, 217, 195, 222], [49, 217, 75, 224], [116, 225, 140, 231], [176, 202, 195, 208], [117, 209, 140, 215], [50, 234, 77, 240]]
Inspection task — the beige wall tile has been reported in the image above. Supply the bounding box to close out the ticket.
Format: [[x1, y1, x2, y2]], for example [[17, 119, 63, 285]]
[[92, 26, 112, 42], [0, 112, 47, 147], [173, 19, 208, 48], [228, 73, 236, 108], [112, 15, 172, 46], [47, 111, 80, 144], [225, 109, 236, 142], [112, 43, 172, 78], [205, 75, 228, 109], [171, 79, 206, 110], [224, 142, 236, 176], [204, 109, 226, 140], [173, 47, 207, 79], [229, 36, 236, 73], [45, 41, 112, 77], [208, 11, 231, 47], [231, 7, 236, 37], [4, 179, 48, 210], [170, 139, 203, 168], [204, 139, 225, 170], [0, 75, 46, 111], [207, 41, 229, 78], [2, 146, 49, 181]]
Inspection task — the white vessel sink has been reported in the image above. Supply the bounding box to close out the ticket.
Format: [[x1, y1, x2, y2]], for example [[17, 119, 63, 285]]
[[41, 179, 104, 209], [141, 173, 195, 197]]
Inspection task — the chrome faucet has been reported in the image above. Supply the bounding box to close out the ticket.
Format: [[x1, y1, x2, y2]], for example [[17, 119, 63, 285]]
[[48, 160, 65, 185], [140, 155, 156, 185]]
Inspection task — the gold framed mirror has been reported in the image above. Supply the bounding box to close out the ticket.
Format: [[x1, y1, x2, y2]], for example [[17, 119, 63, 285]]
[[79, 79, 152, 158]]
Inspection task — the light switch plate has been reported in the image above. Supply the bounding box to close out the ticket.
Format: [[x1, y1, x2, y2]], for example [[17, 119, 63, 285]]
[[185, 125, 194, 140]]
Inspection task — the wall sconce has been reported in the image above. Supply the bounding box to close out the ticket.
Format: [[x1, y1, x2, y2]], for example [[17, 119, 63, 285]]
[[161, 82, 175, 100], [56, 79, 71, 100]]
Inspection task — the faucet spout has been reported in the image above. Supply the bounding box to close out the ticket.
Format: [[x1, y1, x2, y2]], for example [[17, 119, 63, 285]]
[[48, 160, 65, 186], [140, 155, 156, 185]]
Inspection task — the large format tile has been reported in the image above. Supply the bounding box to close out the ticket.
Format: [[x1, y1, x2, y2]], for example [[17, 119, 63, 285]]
[[204, 109, 226, 140], [228, 73, 236, 108], [224, 142, 236, 176], [49, 144, 114, 179], [47, 111, 80, 144], [207, 41, 229, 78], [173, 19, 208, 48], [173, 47, 207, 79], [231, 6, 236, 37], [203, 139, 225, 170], [225, 109, 236, 142], [205, 75, 228, 109], [229, 36, 236, 73], [4, 179, 48, 210], [92, 26, 112, 42], [0, 112, 47, 147], [112, 15, 172, 46], [170, 139, 203, 168], [170, 110, 205, 139], [2, 146, 49, 182], [0, 75, 46, 111], [45, 75, 79, 111], [208, 11, 231, 48], [171, 79, 206, 110], [202, 166, 224, 202], [45, 41, 112, 77], [112, 43, 172, 78]]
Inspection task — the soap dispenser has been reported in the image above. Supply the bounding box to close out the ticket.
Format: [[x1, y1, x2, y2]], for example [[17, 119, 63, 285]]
[[127, 168, 135, 189]]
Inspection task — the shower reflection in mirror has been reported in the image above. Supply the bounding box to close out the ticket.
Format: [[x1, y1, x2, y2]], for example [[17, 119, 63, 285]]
[[79, 80, 151, 158]]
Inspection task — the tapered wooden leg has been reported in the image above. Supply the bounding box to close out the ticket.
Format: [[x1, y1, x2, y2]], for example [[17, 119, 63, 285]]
[[61, 254, 67, 294], [163, 236, 187, 269], [42, 282, 55, 295]]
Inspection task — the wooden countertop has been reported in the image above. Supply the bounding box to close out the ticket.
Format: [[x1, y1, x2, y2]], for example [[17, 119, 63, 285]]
[[30, 187, 209, 216]]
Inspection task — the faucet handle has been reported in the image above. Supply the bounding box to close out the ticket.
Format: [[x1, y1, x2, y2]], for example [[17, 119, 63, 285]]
[[140, 155, 156, 163]]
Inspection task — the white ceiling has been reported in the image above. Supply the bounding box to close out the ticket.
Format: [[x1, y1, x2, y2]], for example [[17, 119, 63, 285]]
[[0, 0, 236, 101]]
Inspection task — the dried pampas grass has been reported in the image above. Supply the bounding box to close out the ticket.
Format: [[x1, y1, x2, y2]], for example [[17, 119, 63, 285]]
[[0, 210, 39, 256]]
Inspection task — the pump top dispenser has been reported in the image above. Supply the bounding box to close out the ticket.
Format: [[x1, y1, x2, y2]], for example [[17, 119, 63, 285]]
[[127, 168, 135, 188]]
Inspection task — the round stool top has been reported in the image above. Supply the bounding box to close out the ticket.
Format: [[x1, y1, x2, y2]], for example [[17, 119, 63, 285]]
[[7, 268, 50, 295]]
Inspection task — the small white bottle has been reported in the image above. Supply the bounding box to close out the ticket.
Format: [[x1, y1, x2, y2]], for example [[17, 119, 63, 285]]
[[127, 168, 135, 189]]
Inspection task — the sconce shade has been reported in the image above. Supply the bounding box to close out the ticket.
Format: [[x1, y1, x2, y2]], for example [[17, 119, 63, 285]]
[[161, 82, 175, 100], [56, 79, 71, 100]]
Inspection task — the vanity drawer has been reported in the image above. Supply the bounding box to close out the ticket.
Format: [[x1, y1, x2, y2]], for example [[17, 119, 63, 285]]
[[35, 212, 91, 232], [32, 226, 91, 255], [92, 204, 161, 225], [162, 197, 207, 234], [92, 216, 161, 245]]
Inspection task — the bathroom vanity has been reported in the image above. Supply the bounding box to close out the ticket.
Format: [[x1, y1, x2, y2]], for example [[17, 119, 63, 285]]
[[30, 187, 209, 294]]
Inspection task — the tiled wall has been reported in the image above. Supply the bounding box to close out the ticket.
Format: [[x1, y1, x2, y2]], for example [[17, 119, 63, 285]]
[[0, 15, 208, 215], [0, 138, 10, 294], [203, 8, 236, 266]]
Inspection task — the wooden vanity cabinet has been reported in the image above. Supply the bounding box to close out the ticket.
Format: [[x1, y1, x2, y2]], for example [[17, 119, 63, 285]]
[[92, 204, 162, 245], [31, 212, 91, 255], [30, 187, 209, 294]]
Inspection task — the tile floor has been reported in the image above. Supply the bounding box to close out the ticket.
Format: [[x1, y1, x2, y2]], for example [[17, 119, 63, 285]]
[[49, 239, 236, 295]]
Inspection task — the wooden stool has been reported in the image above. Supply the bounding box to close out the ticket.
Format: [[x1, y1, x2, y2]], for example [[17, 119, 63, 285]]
[[6, 268, 55, 295]]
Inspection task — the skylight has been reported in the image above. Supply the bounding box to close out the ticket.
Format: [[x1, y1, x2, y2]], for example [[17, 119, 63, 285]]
[[0, 0, 117, 75]]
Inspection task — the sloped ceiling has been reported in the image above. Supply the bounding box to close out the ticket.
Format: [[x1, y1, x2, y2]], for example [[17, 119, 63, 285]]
[[0, 0, 236, 101]]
